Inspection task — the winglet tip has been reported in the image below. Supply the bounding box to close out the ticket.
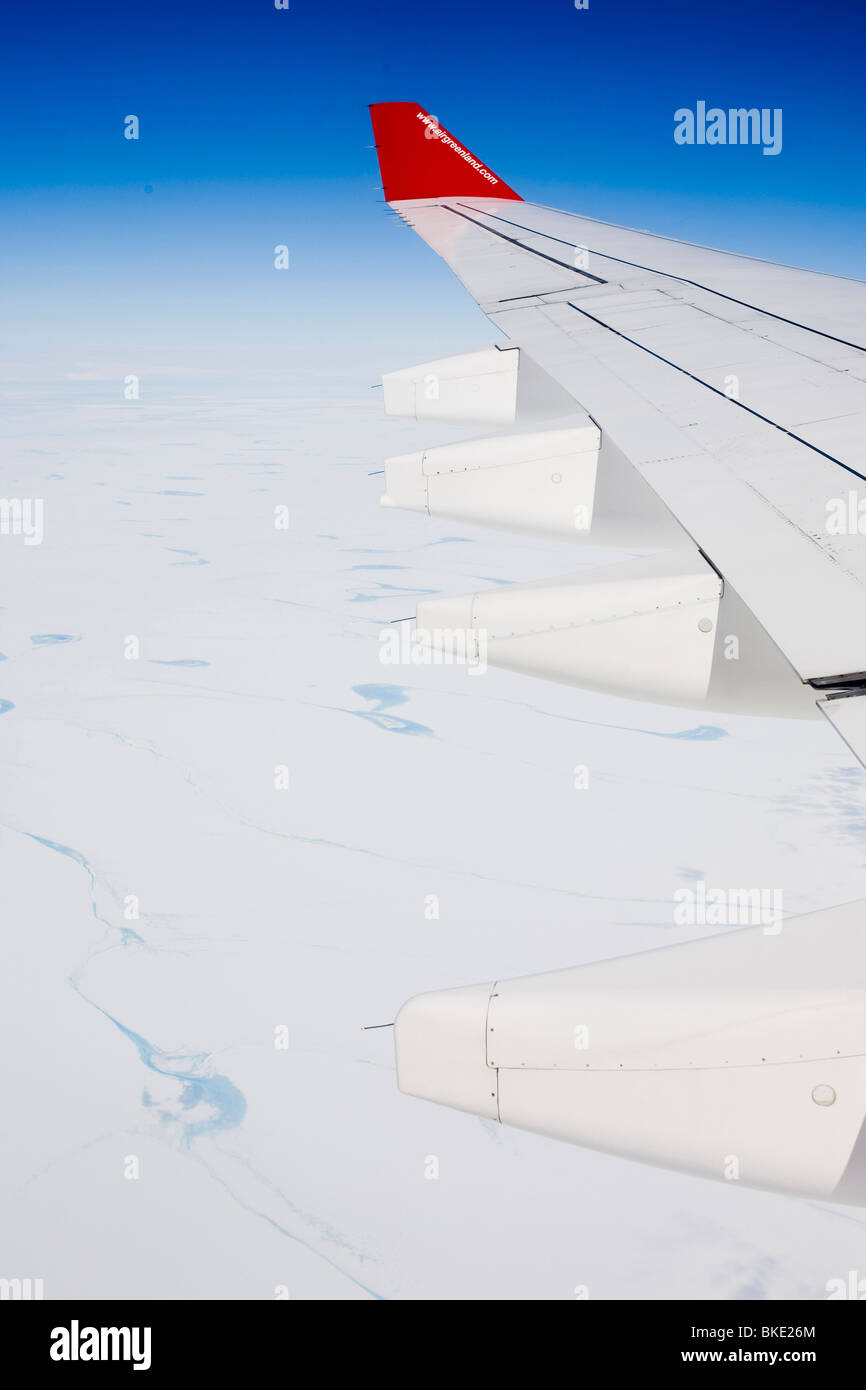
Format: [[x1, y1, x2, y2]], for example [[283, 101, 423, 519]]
[[368, 102, 522, 203]]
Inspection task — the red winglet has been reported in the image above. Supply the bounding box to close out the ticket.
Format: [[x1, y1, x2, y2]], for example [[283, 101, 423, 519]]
[[369, 102, 522, 203]]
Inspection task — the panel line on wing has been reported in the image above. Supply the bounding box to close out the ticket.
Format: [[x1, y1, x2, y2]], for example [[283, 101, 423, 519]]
[[458, 202, 866, 356], [565, 300, 866, 485], [443, 204, 608, 286], [498, 289, 594, 302]]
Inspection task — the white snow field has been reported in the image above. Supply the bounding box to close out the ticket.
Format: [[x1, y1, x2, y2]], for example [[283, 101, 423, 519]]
[[3, 382, 866, 1301]]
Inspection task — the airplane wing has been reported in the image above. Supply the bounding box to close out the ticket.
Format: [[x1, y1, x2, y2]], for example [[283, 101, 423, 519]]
[[369, 101, 866, 767], [370, 103, 866, 1205]]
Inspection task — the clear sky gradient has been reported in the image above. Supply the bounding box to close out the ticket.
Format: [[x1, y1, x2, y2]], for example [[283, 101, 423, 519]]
[[3, 0, 865, 388]]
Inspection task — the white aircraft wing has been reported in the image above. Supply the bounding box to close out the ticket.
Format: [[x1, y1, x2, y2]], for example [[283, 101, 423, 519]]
[[370, 102, 866, 767], [370, 103, 866, 1202]]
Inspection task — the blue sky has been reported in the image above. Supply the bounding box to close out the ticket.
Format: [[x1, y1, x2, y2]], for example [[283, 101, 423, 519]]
[[3, 0, 865, 388]]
